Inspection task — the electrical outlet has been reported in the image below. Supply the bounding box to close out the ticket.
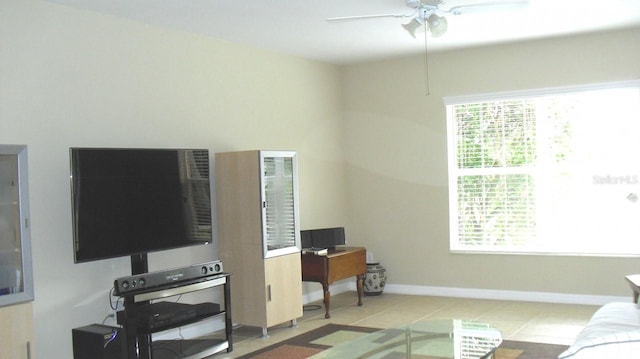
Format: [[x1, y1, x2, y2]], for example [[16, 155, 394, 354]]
[[105, 298, 125, 324], [114, 300, 125, 313]]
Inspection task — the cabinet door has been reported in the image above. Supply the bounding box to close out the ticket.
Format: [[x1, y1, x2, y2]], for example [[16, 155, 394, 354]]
[[0, 302, 33, 358], [0, 146, 34, 358], [0, 145, 34, 308], [264, 253, 303, 327], [260, 151, 300, 258]]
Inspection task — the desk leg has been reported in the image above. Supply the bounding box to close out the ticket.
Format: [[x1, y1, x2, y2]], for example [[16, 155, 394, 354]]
[[322, 282, 331, 319], [356, 274, 364, 307]]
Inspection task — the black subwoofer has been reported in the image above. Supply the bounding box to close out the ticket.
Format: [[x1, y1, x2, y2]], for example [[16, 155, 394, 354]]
[[72, 324, 125, 359]]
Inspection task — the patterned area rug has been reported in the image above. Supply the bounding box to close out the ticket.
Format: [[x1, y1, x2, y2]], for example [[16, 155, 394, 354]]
[[236, 324, 568, 359]]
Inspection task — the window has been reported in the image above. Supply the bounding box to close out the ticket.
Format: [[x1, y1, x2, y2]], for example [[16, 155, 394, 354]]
[[446, 82, 640, 256]]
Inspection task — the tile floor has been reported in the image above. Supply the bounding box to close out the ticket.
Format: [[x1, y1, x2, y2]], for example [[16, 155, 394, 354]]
[[209, 291, 600, 358]]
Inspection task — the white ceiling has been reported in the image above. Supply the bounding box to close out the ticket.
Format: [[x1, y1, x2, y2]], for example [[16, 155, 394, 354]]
[[44, 0, 640, 64]]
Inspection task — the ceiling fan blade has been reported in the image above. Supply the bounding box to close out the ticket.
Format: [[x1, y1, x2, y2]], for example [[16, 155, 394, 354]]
[[422, 0, 445, 6], [327, 12, 415, 21], [443, 0, 528, 15]]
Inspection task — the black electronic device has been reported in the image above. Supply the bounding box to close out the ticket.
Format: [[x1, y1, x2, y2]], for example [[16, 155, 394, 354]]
[[113, 260, 223, 295], [72, 324, 126, 359], [300, 227, 346, 249], [70, 148, 213, 264], [117, 301, 220, 330], [301, 230, 312, 249]]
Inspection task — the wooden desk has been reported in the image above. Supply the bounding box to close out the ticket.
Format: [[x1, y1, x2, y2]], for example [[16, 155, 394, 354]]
[[301, 246, 367, 319]]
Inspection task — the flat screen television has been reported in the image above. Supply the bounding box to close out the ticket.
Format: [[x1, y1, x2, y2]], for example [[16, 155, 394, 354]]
[[300, 227, 346, 249], [70, 148, 212, 266]]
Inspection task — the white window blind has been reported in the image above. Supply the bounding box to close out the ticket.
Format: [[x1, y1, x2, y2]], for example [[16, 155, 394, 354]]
[[181, 150, 212, 240], [263, 156, 297, 251], [446, 82, 640, 255]]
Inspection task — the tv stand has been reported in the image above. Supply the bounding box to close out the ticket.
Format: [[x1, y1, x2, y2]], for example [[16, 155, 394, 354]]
[[130, 253, 149, 276], [116, 272, 232, 359]]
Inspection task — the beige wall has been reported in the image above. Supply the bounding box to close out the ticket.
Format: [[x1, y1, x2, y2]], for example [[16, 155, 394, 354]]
[[1, 1, 344, 357], [4, 0, 640, 357], [342, 28, 640, 296]]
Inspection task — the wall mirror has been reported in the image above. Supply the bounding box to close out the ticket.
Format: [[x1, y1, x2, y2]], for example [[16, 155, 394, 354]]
[[0, 145, 34, 307]]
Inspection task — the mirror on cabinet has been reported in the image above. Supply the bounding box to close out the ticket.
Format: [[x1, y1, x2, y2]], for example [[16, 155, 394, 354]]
[[0, 145, 34, 307]]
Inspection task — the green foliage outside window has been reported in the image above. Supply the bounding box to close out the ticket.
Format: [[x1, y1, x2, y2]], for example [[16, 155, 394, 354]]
[[449, 83, 640, 255], [454, 100, 539, 247]]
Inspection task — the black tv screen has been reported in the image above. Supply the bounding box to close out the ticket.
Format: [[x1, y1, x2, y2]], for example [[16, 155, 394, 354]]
[[70, 148, 212, 263]]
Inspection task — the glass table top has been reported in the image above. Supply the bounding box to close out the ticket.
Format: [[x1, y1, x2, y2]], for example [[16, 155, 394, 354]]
[[312, 320, 502, 359]]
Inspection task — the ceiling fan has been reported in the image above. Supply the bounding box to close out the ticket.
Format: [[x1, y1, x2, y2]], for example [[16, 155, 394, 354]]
[[327, 0, 529, 38]]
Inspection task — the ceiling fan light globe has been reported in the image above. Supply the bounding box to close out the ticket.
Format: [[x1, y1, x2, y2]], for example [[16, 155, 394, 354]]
[[402, 18, 423, 38], [427, 14, 447, 37]]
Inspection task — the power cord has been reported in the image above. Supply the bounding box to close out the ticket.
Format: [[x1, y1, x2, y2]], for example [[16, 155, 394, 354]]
[[102, 287, 124, 324], [109, 286, 123, 311]]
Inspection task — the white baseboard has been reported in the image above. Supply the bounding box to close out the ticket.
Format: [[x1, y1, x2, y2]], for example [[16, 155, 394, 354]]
[[383, 284, 630, 306], [302, 281, 353, 304], [307, 281, 629, 306], [172, 281, 630, 340]]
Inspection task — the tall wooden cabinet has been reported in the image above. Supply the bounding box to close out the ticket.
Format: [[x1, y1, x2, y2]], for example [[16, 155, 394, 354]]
[[216, 150, 302, 336]]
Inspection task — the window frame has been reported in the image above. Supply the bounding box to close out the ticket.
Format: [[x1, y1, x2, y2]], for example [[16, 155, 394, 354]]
[[444, 80, 640, 256]]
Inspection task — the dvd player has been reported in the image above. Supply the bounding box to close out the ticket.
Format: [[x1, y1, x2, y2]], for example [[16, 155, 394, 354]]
[[117, 301, 220, 330]]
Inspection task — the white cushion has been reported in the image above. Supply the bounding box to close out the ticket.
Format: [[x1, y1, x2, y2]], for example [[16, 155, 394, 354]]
[[558, 302, 640, 358]]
